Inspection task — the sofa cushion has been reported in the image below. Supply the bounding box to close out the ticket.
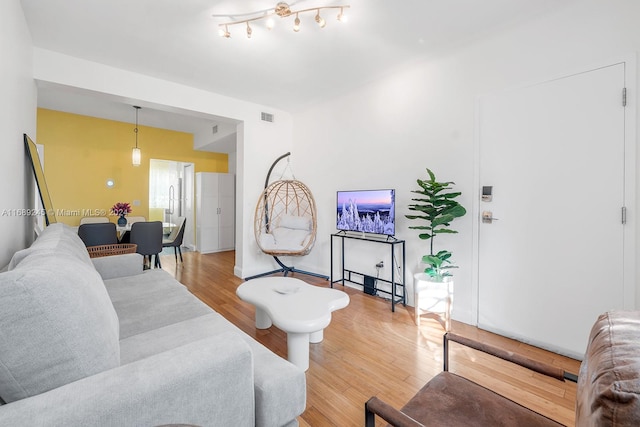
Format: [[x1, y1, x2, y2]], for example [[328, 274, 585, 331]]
[[0, 251, 120, 402], [271, 227, 310, 249], [103, 269, 212, 339], [8, 223, 92, 269], [576, 310, 640, 426], [118, 312, 307, 427]]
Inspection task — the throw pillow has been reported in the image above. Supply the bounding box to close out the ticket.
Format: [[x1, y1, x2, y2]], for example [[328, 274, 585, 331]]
[[0, 252, 119, 402]]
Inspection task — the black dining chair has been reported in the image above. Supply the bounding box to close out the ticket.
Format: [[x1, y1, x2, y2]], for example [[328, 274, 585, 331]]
[[162, 217, 186, 263], [130, 221, 163, 269], [78, 223, 118, 247]]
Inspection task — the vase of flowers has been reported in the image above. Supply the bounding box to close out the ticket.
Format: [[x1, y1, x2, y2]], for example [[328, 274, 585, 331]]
[[111, 202, 132, 226]]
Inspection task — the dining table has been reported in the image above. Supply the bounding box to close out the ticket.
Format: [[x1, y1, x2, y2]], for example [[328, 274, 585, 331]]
[[117, 222, 175, 242]]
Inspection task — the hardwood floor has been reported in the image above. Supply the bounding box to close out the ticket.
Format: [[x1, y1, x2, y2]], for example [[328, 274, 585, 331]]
[[161, 250, 581, 427]]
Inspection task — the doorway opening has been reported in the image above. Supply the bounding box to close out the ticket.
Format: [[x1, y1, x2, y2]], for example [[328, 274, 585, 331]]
[[149, 159, 195, 250]]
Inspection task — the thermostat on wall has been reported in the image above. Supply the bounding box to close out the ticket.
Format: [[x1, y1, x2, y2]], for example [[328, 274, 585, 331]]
[[482, 186, 493, 202]]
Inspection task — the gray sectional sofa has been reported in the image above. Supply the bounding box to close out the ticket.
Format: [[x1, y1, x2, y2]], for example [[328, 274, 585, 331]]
[[0, 223, 306, 426]]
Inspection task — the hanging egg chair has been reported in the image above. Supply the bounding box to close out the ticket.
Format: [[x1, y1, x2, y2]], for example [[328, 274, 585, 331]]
[[245, 152, 328, 280]]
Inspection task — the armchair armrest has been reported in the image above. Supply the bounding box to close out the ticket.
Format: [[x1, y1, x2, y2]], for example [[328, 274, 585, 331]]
[[443, 332, 577, 382], [0, 333, 255, 427], [365, 397, 425, 427], [91, 253, 144, 280], [365, 333, 577, 427]]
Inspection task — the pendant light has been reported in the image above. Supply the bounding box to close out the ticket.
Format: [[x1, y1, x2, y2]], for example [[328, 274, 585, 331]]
[[132, 106, 141, 166]]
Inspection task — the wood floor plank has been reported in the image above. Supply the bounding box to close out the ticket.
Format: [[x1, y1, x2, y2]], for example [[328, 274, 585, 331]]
[[161, 250, 581, 426]]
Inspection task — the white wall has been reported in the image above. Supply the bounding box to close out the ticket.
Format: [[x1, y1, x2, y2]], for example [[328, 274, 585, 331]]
[[31, 49, 293, 278], [0, 0, 37, 267], [293, 0, 640, 324]]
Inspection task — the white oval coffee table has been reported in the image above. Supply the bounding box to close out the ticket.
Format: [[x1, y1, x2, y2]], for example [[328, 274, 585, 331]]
[[237, 277, 350, 371]]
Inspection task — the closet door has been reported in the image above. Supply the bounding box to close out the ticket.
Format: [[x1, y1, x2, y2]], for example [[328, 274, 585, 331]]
[[195, 172, 235, 253], [477, 62, 632, 358]]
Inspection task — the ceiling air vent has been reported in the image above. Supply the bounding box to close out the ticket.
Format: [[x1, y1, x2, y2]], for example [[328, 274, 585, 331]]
[[261, 112, 274, 123], [212, 125, 218, 134]]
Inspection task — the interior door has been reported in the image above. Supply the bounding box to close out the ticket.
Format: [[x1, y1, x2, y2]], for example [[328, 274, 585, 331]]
[[478, 63, 630, 358]]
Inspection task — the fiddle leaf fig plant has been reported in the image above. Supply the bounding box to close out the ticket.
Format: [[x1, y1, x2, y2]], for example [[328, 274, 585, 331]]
[[406, 168, 466, 280]]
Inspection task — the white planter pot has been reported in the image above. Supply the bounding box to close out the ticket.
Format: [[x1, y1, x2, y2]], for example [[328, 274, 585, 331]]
[[413, 273, 453, 330]]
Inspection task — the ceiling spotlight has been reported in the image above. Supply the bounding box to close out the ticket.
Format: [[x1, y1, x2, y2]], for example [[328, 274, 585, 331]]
[[315, 10, 326, 28], [219, 24, 231, 38], [214, 3, 349, 40], [293, 13, 300, 32], [337, 7, 348, 22]]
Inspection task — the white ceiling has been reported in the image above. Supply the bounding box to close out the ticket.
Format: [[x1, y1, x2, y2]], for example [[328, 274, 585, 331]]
[[21, 0, 577, 152]]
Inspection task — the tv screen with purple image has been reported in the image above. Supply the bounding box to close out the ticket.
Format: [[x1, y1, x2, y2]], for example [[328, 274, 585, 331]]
[[336, 189, 395, 236]]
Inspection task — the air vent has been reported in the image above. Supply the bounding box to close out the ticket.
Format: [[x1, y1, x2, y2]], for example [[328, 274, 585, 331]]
[[261, 112, 274, 123], [212, 125, 218, 134]]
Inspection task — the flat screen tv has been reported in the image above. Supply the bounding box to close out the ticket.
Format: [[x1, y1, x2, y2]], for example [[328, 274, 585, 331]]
[[336, 189, 395, 236]]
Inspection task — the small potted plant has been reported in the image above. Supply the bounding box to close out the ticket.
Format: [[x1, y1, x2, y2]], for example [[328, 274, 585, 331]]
[[111, 202, 132, 226]]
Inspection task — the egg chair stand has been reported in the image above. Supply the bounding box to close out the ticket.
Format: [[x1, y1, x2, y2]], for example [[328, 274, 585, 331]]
[[245, 256, 329, 280], [245, 152, 329, 281]]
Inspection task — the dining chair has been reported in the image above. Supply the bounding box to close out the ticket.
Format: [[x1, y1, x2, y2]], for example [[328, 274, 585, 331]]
[[130, 221, 163, 269], [119, 216, 146, 243], [162, 217, 186, 263], [79, 216, 109, 225], [77, 223, 118, 247], [126, 216, 146, 225]]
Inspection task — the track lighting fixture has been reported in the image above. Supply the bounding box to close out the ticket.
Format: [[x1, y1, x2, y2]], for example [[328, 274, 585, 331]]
[[213, 2, 349, 39]]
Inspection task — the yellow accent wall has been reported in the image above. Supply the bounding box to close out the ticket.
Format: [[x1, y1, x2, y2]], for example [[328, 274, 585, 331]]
[[36, 108, 228, 226]]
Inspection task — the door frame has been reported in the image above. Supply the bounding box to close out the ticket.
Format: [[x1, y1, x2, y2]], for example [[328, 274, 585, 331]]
[[471, 54, 637, 327], [182, 163, 196, 250]]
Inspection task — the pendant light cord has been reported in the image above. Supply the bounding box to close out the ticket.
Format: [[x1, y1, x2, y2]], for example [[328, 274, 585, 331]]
[[134, 106, 140, 149]]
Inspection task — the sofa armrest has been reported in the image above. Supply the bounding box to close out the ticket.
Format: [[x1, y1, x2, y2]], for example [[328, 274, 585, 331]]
[[91, 253, 144, 280], [0, 333, 255, 427]]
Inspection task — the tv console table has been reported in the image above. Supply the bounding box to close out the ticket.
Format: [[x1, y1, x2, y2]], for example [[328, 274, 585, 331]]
[[330, 233, 406, 312]]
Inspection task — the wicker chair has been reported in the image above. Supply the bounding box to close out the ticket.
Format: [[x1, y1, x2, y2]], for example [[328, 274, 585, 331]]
[[246, 153, 327, 280]]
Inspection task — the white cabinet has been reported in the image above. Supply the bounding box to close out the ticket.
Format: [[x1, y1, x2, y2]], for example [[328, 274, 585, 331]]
[[195, 172, 235, 254]]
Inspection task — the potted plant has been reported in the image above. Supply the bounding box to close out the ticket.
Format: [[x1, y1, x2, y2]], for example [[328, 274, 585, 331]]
[[407, 168, 466, 328], [406, 168, 466, 281]]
